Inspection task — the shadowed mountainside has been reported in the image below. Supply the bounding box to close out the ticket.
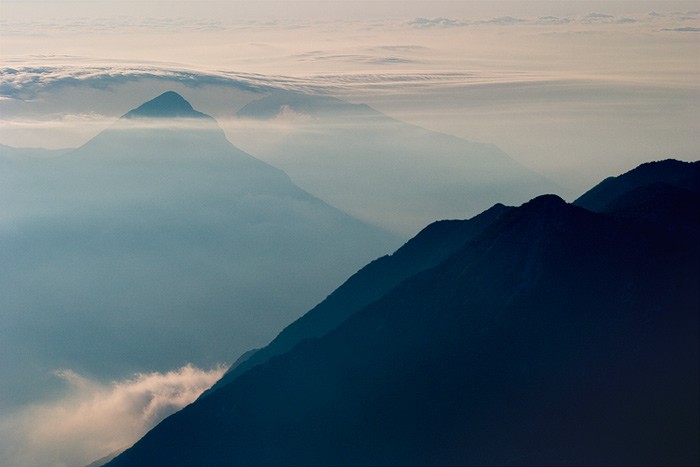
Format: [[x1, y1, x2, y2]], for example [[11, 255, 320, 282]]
[[573, 159, 700, 212], [108, 160, 699, 466], [205, 202, 513, 394]]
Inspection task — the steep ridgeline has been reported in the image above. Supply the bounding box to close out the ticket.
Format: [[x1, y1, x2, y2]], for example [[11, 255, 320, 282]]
[[232, 90, 563, 235], [0, 92, 401, 410], [574, 159, 700, 213], [108, 159, 699, 466], [205, 202, 513, 394], [573, 159, 700, 235]]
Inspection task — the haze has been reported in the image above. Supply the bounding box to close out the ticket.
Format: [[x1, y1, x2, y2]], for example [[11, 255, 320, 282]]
[[2, 1, 698, 191], [1, 1, 698, 466]]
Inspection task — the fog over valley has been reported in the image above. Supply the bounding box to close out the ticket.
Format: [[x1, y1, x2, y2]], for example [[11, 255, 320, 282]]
[[0, 1, 698, 466]]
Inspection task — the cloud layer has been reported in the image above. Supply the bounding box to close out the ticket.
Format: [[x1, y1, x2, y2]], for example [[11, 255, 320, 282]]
[[0, 60, 276, 100], [0, 364, 225, 467], [2, 4, 697, 101], [0, 3, 697, 465], [1, 6, 697, 34]]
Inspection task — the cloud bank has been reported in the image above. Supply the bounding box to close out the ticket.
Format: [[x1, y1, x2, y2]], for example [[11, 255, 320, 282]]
[[0, 60, 278, 100], [0, 364, 225, 467], [2, 7, 696, 34], [0, 58, 554, 103]]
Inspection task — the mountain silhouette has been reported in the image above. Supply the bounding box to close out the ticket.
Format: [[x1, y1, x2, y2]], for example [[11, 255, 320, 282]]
[[231, 90, 564, 235], [123, 90, 212, 119], [237, 89, 375, 120], [574, 159, 700, 212], [205, 202, 513, 394], [107, 160, 699, 466], [0, 92, 401, 412]]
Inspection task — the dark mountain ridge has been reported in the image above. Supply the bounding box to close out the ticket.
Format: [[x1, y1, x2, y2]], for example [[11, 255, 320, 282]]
[[108, 159, 699, 466], [574, 158, 700, 212], [205, 202, 513, 394]]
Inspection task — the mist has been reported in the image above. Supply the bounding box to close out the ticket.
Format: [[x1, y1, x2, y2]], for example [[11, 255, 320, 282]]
[[225, 90, 563, 235], [0, 110, 401, 417], [2, 1, 697, 194], [1, 1, 698, 465], [0, 364, 225, 467]]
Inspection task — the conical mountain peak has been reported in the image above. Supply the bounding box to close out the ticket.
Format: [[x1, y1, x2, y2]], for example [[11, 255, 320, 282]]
[[123, 91, 211, 119]]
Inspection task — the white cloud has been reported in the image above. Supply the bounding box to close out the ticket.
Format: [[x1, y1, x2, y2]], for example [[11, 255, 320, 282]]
[[663, 26, 700, 31], [585, 12, 614, 19], [0, 364, 226, 467], [478, 16, 527, 25], [0, 59, 556, 106], [0, 60, 276, 100], [0, 111, 113, 129], [407, 17, 469, 29], [272, 104, 313, 124], [536, 16, 571, 25]]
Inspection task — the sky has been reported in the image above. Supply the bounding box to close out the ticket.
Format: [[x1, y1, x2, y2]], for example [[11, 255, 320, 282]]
[[0, 1, 698, 466], [1, 1, 698, 190]]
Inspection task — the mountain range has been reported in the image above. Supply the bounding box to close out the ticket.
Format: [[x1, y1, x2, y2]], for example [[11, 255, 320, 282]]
[[230, 90, 564, 235], [107, 159, 699, 466], [0, 91, 401, 410]]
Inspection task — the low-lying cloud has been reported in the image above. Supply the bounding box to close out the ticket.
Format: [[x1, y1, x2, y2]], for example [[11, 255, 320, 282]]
[[0, 364, 226, 467], [0, 61, 276, 101], [405, 9, 699, 28], [0, 61, 547, 104]]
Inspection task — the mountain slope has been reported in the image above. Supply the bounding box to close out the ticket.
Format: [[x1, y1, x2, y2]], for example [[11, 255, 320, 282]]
[[206, 202, 513, 394], [108, 160, 699, 466], [231, 90, 563, 235], [0, 91, 401, 413], [573, 159, 700, 212]]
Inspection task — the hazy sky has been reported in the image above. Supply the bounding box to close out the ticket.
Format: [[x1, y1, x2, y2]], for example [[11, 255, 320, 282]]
[[1, 1, 698, 191], [1, 2, 698, 466]]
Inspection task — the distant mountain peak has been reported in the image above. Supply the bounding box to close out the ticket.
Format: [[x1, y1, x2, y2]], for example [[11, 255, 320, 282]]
[[123, 91, 211, 119], [236, 90, 380, 121]]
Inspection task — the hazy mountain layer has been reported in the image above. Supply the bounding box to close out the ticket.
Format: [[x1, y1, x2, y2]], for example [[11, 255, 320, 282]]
[[230, 90, 564, 236], [0, 92, 401, 411], [108, 159, 699, 466], [206, 202, 513, 394], [0, 143, 71, 158]]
